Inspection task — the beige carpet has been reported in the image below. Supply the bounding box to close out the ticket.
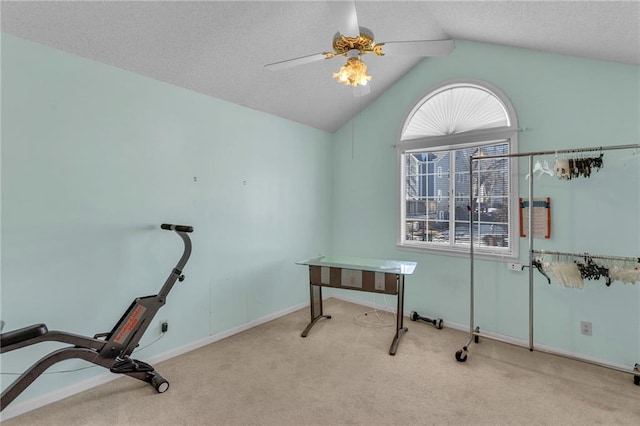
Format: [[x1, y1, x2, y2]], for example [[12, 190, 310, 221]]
[[3, 298, 639, 425]]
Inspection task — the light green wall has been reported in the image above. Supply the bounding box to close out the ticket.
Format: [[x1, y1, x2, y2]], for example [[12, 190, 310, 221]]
[[1, 33, 639, 409], [1, 34, 332, 403], [330, 40, 640, 366]]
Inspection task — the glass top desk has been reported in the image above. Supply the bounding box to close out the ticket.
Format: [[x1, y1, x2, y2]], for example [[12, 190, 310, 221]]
[[296, 256, 417, 355]]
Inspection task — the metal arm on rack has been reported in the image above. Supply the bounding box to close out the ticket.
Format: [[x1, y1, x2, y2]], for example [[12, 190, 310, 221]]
[[522, 261, 551, 284]]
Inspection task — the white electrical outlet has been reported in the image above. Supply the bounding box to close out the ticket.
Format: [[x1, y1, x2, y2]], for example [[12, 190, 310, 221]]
[[507, 263, 522, 271], [581, 321, 592, 336]]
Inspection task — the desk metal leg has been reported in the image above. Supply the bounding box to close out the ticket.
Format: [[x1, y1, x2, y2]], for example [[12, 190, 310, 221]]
[[389, 275, 408, 355], [301, 284, 331, 337]]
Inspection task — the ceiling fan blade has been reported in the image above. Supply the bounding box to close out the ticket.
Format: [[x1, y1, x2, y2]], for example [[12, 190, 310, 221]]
[[265, 53, 329, 71], [379, 39, 455, 57], [330, 0, 360, 37]]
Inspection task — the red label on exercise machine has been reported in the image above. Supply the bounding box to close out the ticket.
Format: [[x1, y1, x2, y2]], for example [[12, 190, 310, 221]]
[[113, 305, 147, 344]]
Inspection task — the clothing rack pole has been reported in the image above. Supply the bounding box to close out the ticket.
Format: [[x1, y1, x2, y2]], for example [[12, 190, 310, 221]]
[[469, 155, 475, 337], [532, 250, 640, 263], [459, 156, 478, 358], [527, 155, 534, 351], [467, 143, 639, 160], [454, 142, 640, 385]]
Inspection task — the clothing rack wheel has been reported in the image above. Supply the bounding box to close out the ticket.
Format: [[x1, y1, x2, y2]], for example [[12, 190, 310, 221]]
[[455, 327, 480, 362]]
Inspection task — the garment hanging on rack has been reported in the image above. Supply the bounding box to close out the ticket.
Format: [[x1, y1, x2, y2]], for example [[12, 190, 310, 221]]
[[549, 261, 584, 288], [610, 265, 640, 284], [525, 160, 554, 180], [533, 251, 639, 288], [554, 152, 604, 180], [575, 256, 611, 286]]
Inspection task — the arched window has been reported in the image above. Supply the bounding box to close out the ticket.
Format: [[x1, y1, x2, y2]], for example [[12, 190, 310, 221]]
[[397, 80, 519, 260]]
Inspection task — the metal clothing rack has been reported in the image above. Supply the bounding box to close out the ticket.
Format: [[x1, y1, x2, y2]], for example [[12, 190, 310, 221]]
[[531, 250, 640, 286], [454, 142, 640, 386], [532, 250, 640, 264]]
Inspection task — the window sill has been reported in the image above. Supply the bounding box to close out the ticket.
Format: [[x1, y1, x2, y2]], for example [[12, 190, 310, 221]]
[[397, 242, 519, 263]]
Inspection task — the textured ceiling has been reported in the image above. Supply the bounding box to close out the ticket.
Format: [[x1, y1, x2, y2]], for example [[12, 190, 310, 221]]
[[2, 1, 639, 133]]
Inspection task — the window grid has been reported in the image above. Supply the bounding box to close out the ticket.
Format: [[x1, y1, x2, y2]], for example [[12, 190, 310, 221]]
[[403, 143, 510, 251], [398, 80, 518, 259]]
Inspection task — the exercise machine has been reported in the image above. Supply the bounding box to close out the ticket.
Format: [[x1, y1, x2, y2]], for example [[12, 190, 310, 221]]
[[0, 223, 193, 411]]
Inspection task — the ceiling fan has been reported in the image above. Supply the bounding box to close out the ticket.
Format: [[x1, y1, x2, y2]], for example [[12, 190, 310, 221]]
[[264, 1, 455, 95]]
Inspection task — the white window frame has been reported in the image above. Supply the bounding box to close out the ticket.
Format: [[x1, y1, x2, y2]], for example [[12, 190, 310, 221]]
[[396, 79, 520, 262]]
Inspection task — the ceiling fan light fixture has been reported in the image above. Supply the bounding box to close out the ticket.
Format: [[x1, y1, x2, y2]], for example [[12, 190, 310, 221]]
[[264, 7, 455, 96], [332, 56, 371, 87]]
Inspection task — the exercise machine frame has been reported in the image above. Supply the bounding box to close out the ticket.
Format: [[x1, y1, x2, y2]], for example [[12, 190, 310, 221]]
[[0, 223, 193, 411]]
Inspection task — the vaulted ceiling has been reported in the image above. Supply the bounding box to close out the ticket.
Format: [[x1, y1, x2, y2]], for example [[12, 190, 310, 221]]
[[2, 1, 639, 133]]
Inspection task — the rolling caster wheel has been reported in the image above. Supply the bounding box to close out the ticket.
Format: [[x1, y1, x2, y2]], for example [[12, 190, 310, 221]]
[[435, 319, 444, 330], [151, 375, 170, 393], [634, 375, 640, 386], [455, 349, 468, 362], [474, 335, 479, 343], [410, 311, 419, 321]]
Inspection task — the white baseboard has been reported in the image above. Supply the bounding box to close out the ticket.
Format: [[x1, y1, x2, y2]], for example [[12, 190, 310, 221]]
[[3, 296, 636, 421], [329, 293, 636, 374], [145, 300, 309, 366], [325, 292, 399, 314], [0, 301, 309, 421], [0, 371, 122, 422]]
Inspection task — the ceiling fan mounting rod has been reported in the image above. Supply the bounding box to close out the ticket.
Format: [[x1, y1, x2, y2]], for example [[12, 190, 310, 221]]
[[331, 27, 385, 57]]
